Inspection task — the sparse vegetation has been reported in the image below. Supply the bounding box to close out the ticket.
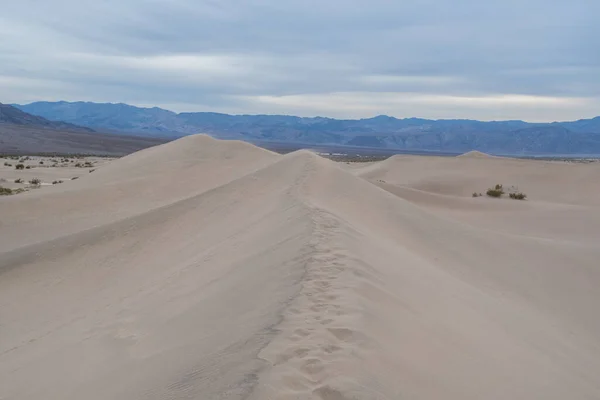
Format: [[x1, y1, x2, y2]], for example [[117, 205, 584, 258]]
[[486, 184, 505, 198], [509, 192, 527, 200], [25, 165, 32, 169], [15, 163, 25, 170], [0, 186, 13, 195], [39, 161, 44, 165], [71, 176, 79, 180], [14, 178, 24, 184], [472, 192, 483, 197], [29, 178, 41, 186], [89, 169, 96, 173], [52, 180, 64, 185], [486, 189, 503, 197], [481, 184, 527, 200]]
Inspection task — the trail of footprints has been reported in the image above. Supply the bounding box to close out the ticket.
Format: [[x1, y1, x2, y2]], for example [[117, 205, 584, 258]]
[[257, 208, 370, 399]]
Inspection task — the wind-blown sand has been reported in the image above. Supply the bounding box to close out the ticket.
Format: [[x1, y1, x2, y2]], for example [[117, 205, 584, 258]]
[[1, 135, 600, 399]]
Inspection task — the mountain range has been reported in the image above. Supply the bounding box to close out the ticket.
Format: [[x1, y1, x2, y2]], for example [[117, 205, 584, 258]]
[[1, 102, 94, 133], [14, 101, 600, 155], [0, 103, 164, 155]]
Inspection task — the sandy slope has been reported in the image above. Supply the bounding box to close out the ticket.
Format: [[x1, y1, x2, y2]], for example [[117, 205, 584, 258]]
[[457, 150, 494, 158], [1, 136, 600, 399]]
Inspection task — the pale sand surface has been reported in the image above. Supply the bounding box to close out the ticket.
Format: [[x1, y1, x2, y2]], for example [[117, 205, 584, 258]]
[[1, 135, 600, 399], [456, 150, 494, 158]]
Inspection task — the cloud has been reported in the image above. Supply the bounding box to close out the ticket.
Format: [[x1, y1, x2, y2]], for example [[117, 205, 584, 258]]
[[234, 92, 598, 122], [1, 0, 598, 121]]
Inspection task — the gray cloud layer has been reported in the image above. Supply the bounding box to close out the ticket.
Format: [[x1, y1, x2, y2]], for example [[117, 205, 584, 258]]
[[1, 0, 598, 121]]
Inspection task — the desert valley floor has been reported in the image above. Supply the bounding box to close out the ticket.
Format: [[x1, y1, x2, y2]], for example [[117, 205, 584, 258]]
[[1, 135, 600, 399]]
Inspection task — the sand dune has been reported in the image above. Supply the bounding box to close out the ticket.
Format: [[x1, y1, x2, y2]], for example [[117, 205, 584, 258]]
[[0, 135, 277, 252], [1, 137, 600, 399], [457, 150, 494, 158]]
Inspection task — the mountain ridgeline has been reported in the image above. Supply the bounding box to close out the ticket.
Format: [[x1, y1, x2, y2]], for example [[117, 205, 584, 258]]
[[15, 101, 600, 155], [0, 103, 165, 155], [1, 103, 93, 133]]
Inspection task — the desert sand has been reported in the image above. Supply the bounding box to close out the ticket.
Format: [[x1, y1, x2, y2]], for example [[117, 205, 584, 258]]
[[1, 135, 600, 399]]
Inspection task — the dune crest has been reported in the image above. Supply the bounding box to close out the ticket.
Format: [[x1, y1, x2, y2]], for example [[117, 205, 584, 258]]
[[457, 150, 494, 158], [2, 137, 600, 399]]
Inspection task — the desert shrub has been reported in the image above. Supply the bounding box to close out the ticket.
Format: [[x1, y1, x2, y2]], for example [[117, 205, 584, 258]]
[[75, 163, 83, 168], [52, 180, 64, 185], [486, 184, 505, 198], [39, 161, 44, 165], [25, 165, 31, 169], [71, 176, 79, 180], [29, 178, 41, 185], [89, 169, 95, 173], [14, 178, 23, 183], [13, 188, 26, 194], [0, 186, 13, 195], [486, 188, 503, 197], [15, 163, 25, 170], [509, 192, 527, 200], [472, 192, 480, 197]]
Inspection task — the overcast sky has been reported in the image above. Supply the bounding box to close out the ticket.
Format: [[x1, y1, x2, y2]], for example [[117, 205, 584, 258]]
[[1, 0, 598, 121]]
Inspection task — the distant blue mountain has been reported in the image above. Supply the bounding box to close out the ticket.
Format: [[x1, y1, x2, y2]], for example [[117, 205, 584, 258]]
[[14, 101, 600, 155], [1, 102, 93, 132]]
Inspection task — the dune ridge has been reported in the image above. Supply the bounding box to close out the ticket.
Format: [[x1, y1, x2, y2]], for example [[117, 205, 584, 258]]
[[457, 150, 494, 158], [1, 136, 600, 399]]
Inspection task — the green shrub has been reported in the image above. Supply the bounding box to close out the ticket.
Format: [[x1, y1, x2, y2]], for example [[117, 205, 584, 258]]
[[0, 186, 13, 195], [486, 184, 505, 198], [486, 188, 503, 197], [15, 164, 25, 170]]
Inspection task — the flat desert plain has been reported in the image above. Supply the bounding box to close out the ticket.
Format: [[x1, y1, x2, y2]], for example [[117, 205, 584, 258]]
[[1, 135, 600, 399]]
